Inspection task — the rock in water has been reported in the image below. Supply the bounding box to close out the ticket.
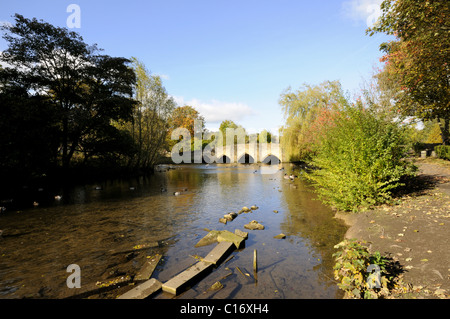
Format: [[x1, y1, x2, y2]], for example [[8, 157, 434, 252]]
[[209, 281, 224, 291], [195, 230, 221, 247], [244, 220, 265, 230], [217, 231, 245, 249], [273, 234, 286, 239], [234, 229, 248, 239], [195, 230, 246, 248]]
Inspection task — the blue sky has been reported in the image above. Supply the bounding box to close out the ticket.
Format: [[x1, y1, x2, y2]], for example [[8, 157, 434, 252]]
[[0, 0, 390, 134]]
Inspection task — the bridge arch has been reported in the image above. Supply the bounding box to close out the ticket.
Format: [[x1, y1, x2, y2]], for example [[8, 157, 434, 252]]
[[261, 154, 281, 165], [237, 153, 255, 164], [217, 155, 231, 163]]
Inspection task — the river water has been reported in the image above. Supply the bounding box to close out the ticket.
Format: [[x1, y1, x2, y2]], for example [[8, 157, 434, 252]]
[[0, 164, 347, 299]]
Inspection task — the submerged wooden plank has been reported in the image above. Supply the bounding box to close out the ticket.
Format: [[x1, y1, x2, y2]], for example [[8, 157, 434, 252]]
[[134, 254, 162, 282], [203, 242, 235, 265], [162, 261, 213, 295], [117, 278, 162, 299]]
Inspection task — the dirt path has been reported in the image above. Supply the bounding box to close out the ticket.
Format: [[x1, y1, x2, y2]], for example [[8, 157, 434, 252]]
[[336, 158, 450, 299]]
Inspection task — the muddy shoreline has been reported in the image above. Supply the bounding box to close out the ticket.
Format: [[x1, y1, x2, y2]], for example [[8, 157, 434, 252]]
[[334, 158, 450, 299]]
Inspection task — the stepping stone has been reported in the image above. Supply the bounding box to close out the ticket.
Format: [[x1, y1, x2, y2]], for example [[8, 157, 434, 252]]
[[117, 278, 162, 299], [134, 254, 162, 282], [203, 242, 235, 265], [244, 220, 265, 230], [235, 229, 248, 239], [162, 261, 213, 295], [217, 231, 245, 249], [195, 230, 246, 248]]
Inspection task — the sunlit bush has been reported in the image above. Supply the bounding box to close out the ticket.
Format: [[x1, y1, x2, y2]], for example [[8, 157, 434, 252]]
[[306, 105, 416, 211]]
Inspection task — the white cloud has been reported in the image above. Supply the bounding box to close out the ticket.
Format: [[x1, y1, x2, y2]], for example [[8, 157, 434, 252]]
[[154, 73, 170, 80], [342, 0, 383, 27], [173, 96, 256, 127]]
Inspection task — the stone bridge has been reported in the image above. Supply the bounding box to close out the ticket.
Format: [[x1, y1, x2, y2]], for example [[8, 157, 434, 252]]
[[209, 143, 283, 164]]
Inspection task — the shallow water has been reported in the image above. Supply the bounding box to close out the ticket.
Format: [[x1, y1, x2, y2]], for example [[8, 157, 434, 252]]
[[0, 164, 347, 299]]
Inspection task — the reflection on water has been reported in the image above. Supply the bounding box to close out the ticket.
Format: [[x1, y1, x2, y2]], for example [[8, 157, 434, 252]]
[[0, 164, 347, 299]]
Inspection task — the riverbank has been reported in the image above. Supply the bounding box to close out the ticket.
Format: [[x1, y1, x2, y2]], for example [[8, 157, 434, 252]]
[[335, 158, 450, 299]]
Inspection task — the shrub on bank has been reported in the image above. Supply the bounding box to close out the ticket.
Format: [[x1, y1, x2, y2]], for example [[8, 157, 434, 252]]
[[333, 239, 396, 299], [306, 106, 416, 212], [435, 145, 450, 160]]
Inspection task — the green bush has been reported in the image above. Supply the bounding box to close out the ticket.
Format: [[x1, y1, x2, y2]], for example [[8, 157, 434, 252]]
[[435, 145, 450, 160], [333, 239, 393, 299], [306, 106, 416, 212]]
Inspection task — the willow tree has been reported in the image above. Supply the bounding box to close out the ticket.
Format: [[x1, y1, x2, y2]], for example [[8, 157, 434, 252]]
[[279, 80, 349, 161]]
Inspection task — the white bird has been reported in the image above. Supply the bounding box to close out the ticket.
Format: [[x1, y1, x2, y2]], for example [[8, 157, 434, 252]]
[[54, 195, 62, 200], [173, 192, 181, 196]]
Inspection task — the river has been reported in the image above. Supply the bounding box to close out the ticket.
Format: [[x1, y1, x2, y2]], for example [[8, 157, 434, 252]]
[[0, 164, 347, 299]]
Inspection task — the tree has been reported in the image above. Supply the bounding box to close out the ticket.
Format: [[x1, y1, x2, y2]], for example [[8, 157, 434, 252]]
[[307, 104, 416, 211], [123, 58, 176, 170], [367, 0, 450, 144], [0, 82, 60, 181], [218, 120, 249, 145], [279, 80, 350, 161], [258, 129, 272, 143], [167, 105, 205, 150], [0, 14, 137, 170]]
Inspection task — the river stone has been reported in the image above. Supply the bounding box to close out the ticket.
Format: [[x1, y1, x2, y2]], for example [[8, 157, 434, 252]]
[[244, 220, 265, 230], [209, 281, 224, 291], [250, 205, 258, 210], [242, 206, 251, 212], [219, 218, 228, 224], [234, 229, 248, 239], [217, 230, 245, 249], [223, 212, 237, 221], [195, 230, 246, 248], [195, 230, 221, 247], [273, 233, 286, 239]]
